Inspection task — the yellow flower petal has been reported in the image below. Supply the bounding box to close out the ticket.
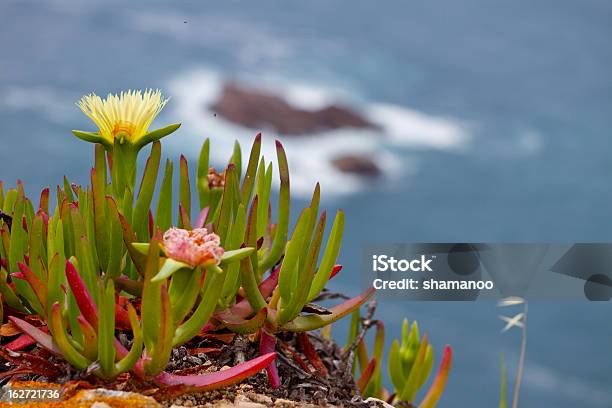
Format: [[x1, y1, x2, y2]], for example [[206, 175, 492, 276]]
[[77, 89, 168, 143]]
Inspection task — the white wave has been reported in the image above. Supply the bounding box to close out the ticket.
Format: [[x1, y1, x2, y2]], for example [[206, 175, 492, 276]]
[[368, 104, 469, 150], [165, 69, 467, 197]]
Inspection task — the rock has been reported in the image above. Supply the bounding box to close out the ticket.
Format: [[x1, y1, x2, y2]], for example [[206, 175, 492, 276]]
[[364, 397, 395, 407], [210, 83, 377, 135], [233, 394, 267, 407], [331, 155, 381, 177], [91, 403, 112, 408], [70, 389, 161, 407]]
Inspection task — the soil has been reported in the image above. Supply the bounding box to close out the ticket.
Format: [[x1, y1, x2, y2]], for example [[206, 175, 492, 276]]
[[0, 331, 380, 407]]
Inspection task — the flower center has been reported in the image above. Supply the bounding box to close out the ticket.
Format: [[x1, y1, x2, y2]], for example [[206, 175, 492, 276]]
[[113, 121, 136, 141]]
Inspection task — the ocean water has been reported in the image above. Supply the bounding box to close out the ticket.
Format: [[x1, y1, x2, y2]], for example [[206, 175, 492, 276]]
[[1, 1, 612, 406]]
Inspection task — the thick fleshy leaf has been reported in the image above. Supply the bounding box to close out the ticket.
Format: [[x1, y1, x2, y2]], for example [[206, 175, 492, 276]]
[[230, 140, 242, 176], [259, 331, 280, 388], [286, 210, 326, 320], [145, 283, 174, 376], [28, 215, 46, 278], [76, 316, 99, 361], [281, 287, 375, 332], [388, 340, 405, 393], [357, 358, 377, 392], [193, 207, 209, 229], [221, 307, 267, 334], [277, 207, 312, 325], [259, 141, 290, 272], [154, 352, 276, 392], [152, 258, 191, 282], [220, 204, 247, 307], [173, 264, 226, 347], [133, 142, 161, 242], [197, 139, 210, 209], [308, 210, 345, 302], [178, 155, 191, 228], [17, 262, 46, 310], [240, 133, 261, 204], [115, 303, 144, 374], [135, 123, 181, 149], [7, 316, 59, 355], [92, 145, 109, 268], [169, 267, 203, 324], [8, 196, 26, 273], [297, 332, 328, 376], [49, 302, 91, 369], [225, 264, 279, 319], [97, 279, 117, 378], [418, 346, 452, 408], [0, 269, 24, 311], [220, 247, 255, 265], [215, 164, 239, 244], [65, 260, 98, 327], [105, 196, 124, 278], [255, 159, 272, 239], [155, 159, 174, 232], [172, 265, 225, 347], [142, 235, 162, 350], [71, 130, 111, 147], [113, 201, 147, 275], [400, 333, 429, 402]]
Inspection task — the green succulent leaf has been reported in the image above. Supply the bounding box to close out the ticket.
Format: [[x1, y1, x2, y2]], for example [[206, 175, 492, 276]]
[[71, 130, 111, 148], [133, 141, 161, 241], [173, 264, 226, 347], [308, 210, 345, 302], [135, 123, 181, 149], [169, 267, 203, 324], [197, 139, 210, 209], [258, 141, 290, 273], [49, 302, 91, 369], [115, 303, 144, 374], [240, 133, 261, 204], [220, 247, 255, 265], [97, 279, 117, 378], [282, 287, 375, 332], [178, 155, 191, 228], [152, 257, 191, 282], [92, 144, 109, 268], [155, 159, 174, 232]]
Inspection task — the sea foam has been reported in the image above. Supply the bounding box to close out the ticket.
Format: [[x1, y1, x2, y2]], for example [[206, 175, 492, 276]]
[[166, 69, 469, 197]]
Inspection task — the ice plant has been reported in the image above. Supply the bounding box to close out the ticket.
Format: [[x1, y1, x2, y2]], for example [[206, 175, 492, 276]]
[[345, 311, 452, 408], [387, 320, 452, 407], [1, 88, 383, 398], [73, 89, 180, 198]]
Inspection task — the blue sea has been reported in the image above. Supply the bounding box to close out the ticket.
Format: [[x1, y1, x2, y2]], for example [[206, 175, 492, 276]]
[[1, 1, 611, 406]]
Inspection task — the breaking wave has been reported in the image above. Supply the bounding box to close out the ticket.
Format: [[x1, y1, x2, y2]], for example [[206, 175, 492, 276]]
[[166, 69, 470, 197]]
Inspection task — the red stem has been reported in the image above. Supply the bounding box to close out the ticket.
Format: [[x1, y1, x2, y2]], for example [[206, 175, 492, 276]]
[[259, 329, 280, 388]]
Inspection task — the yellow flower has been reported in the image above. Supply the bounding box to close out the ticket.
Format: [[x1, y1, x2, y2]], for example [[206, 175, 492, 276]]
[[76, 89, 169, 144]]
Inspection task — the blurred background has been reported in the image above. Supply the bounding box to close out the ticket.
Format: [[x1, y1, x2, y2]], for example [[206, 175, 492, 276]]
[[1, 1, 611, 406]]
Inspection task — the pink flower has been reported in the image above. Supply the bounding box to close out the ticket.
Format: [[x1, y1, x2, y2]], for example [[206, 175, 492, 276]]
[[162, 227, 224, 267]]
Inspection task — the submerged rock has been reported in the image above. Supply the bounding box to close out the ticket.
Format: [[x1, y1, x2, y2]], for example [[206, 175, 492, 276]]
[[210, 83, 377, 135], [331, 155, 381, 177]]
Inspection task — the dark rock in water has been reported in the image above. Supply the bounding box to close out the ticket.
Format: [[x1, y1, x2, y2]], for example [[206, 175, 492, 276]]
[[210, 83, 377, 135], [331, 155, 381, 177]]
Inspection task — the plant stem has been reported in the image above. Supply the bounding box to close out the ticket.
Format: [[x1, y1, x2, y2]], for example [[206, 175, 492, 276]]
[[513, 301, 527, 408]]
